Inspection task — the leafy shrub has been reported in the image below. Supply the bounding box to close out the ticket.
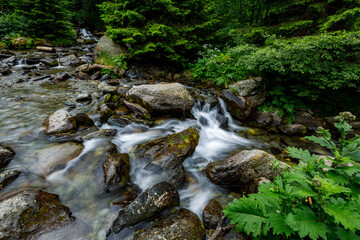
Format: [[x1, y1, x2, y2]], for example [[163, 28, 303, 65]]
[[224, 112, 360, 240]]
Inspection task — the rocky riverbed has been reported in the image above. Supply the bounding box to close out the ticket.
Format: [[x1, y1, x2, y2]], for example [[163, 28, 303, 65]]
[[0, 32, 336, 240]]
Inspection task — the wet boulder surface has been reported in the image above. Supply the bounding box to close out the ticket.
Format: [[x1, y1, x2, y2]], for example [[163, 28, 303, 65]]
[[134, 208, 206, 240], [107, 182, 180, 236], [0, 170, 21, 190], [134, 128, 200, 188], [0, 144, 16, 169], [0, 189, 74, 240]]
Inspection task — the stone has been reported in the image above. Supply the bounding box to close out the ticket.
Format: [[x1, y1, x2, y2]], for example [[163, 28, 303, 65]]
[[81, 129, 118, 140], [102, 151, 130, 191], [206, 150, 278, 189], [202, 198, 224, 229], [221, 89, 250, 121], [134, 128, 199, 188], [36, 46, 56, 53], [41, 109, 76, 135], [294, 111, 325, 131], [124, 100, 150, 119], [107, 116, 131, 127], [229, 76, 266, 108], [54, 72, 72, 81], [86, 64, 111, 74], [0, 189, 74, 240], [0, 66, 12, 76], [0, 144, 16, 168], [127, 83, 195, 116], [279, 123, 307, 136], [98, 82, 117, 94], [0, 170, 21, 190], [11, 37, 28, 48], [74, 113, 95, 127], [96, 36, 129, 58], [255, 111, 273, 126], [76, 93, 92, 102], [107, 182, 180, 235], [36, 142, 84, 176], [134, 208, 206, 240], [99, 103, 114, 123], [59, 54, 79, 67], [40, 57, 58, 67]]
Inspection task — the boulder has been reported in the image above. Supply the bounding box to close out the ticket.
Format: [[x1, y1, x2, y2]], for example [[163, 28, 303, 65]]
[[81, 129, 118, 140], [221, 90, 250, 121], [11, 37, 28, 48], [0, 170, 21, 190], [102, 151, 130, 191], [36, 142, 84, 176], [96, 36, 129, 58], [76, 93, 92, 102], [0, 190, 74, 240], [98, 82, 117, 94], [255, 111, 273, 126], [127, 83, 195, 116], [279, 123, 307, 136], [40, 57, 58, 67], [0, 66, 12, 76], [229, 76, 266, 108], [54, 72, 72, 81], [134, 208, 206, 240], [206, 150, 277, 189], [124, 100, 150, 119], [41, 109, 76, 135], [107, 116, 131, 127], [294, 111, 325, 131], [134, 128, 199, 188], [85, 64, 111, 74], [0, 144, 16, 168], [203, 198, 224, 229], [107, 182, 180, 235], [59, 54, 78, 67], [36, 46, 56, 53]]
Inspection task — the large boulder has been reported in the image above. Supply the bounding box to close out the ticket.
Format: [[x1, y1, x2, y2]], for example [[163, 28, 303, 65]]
[[206, 150, 277, 189], [127, 83, 195, 116], [0, 170, 21, 190], [294, 111, 325, 131], [221, 90, 250, 121], [134, 208, 206, 240], [102, 151, 131, 192], [0, 190, 74, 240], [96, 36, 129, 58], [0, 144, 16, 168], [107, 182, 180, 236], [59, 54, 79, 67], [36, 142, 84, 176], [229, 76, 266, 109], [134, 128, 199, 188], [41, 109, 76, 135], [279, 123, 307, 136]]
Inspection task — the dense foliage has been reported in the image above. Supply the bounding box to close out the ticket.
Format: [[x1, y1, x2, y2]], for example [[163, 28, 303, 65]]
[[98, 0, 215, 65], [224, 112, 360, 239]]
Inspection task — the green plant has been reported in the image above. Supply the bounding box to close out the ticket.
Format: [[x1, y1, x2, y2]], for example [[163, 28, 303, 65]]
[[224, 111, 360, 240], [100, 68, 117, 79]]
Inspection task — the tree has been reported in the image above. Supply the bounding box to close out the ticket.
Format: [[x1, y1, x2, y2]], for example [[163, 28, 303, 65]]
[[99, 0, 215, 65]]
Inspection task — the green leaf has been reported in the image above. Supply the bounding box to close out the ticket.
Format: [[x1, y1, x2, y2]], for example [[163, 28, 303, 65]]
[[326, 171, 350, 185], [266, 213, 294, 238], [287, 147, 316, 163], [223, 197, 269, 237], [336, 227, 360, 240], [304, 136, 335, 150], [286, 206, 329, 240]]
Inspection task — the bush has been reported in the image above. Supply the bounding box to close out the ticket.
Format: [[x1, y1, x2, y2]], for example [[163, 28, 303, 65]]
[[224, 112, 360, 240]]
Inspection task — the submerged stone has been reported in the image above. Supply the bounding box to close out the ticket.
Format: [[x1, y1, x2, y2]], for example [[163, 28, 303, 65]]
[[0, 144, 16, 168], [102, 151, 131, 191], [0, 170, 21, 190]]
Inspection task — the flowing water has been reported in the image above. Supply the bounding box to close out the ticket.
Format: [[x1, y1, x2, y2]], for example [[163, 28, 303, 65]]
[[0, 35, 329, 239]]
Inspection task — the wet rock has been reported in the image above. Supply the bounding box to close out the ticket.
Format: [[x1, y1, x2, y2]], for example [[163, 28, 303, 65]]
[[107, 182, 180, 235], [91, 71, 102, 80], [294, 111, 325, 131], [63, 101, 76, 108], [41, 109, 77, 135], [255, 111, 273, 126], [100, 73, 111, 81], [54, 72, 73, 81], [76, 64, 90, 72], [0, 189, 74, 240], [36, 46, 56, 53], [134, 208, 206, 240], [107, 116, 131, 127], [59, 54, 79, 67], [98, 82, 117, 94], [0, 66, 12, 76], [11, 37, 28, 48], [114, 106, 130, 116], [127, 83, 195, 116], [221, 89, 250, 121], [74, 113, 95, 128], [0, 144, 16, 168], [86, 64, 111, 74], [40, 57, 58, 67], [113, 191, 139, 207], [124, 100, 150, 119], [229, 76, 266, 109], [81, 129, 118, 140], [36, 142, 84, 176], [135, 128, 199, 188], [203, 198, 224, 229], [97, 36, 129, 58], [102, 151, 130, 191], [279, 123, 307, 136], [76, 93, 92, 102], [100, 103, 114, 123], [206, 150, 277, 189], [0, 170, 21, 190]]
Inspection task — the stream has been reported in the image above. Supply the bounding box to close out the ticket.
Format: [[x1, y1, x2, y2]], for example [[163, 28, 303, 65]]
[[0, 31, 328, 240]]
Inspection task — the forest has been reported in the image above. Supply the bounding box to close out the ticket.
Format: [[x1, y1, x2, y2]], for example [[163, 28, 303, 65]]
[[0, 0, 360, 240]]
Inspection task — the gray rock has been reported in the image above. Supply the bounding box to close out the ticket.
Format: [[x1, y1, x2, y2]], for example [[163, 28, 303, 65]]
[[76, 93, 92, 102], [135, 128, 199, 189], [107, 182, 180, 235], [0, 170, 21, 190], [54, 72, 72, 81], [97, 36, 129, 58], [40, 57, 58, 67], [134, 208, 206, 240], [0, 66, 12, 76], [41, 109, 77, 135], [0, 144, 15, 168], [127, 83, 195, 116], [0, 190, 74, 240], [255, 111, 273, 126], [107, 116, 131, 127], [279, 123, 307, 135], [229, 76, 266, 108], [102, 151, 130, 191], [294, 111, 325, 131], [98, 82, 117, 94], [81, 129, 118, 140], [203, 198, 224, 229], [124, 100, 150, 119], [221, 89, 250, 121], [206, 150, 277, 189], [59, 54, 78, 67], [36, 142, 84, 176]]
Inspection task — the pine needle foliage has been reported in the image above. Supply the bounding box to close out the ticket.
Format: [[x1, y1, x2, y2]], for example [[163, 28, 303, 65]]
[[98, 0, 215, 65], [224, 111, 360, 240]]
